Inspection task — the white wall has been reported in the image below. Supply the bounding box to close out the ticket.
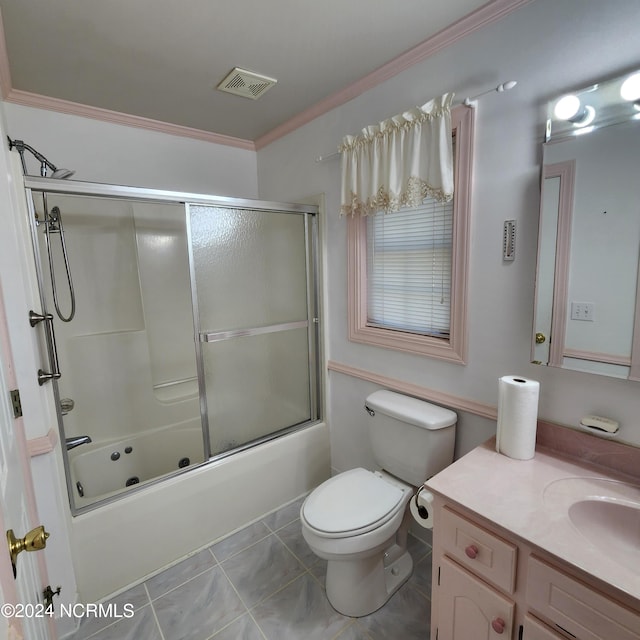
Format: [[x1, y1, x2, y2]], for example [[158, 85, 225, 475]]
[[4, 103, 258, 197], [256, 0, 640, 459]]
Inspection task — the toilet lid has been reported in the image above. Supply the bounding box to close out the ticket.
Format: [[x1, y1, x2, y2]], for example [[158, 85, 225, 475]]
[[302, 468, 407, 535]]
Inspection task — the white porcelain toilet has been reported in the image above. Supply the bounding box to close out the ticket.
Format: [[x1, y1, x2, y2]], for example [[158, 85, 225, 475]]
[[300, 390, 457, 617]]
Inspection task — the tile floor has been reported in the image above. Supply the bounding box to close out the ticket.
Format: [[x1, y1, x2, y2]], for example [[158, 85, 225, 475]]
[[67, 496, 434, 640]]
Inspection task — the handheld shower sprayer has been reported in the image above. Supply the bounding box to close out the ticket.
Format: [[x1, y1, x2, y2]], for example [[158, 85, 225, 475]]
[[7, 137, 75, 179]]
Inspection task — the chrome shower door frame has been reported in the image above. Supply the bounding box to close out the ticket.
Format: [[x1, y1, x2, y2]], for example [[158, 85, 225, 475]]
[[22, 177, 321, 514], [185, 201, 321, 463]]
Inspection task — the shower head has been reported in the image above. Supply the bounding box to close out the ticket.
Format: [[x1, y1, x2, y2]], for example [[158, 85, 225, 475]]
[[7, 137, 75, 179], [50, 167, 75, 179]]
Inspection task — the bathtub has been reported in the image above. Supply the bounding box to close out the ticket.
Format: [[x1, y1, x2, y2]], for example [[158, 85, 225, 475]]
[[69, 418, 204, 508], [71, 421, 330, 603]]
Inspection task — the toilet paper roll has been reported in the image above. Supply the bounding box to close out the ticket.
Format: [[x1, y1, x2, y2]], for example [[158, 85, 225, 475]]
[[410, 488, 434, 529], [496, 375, 540, 460]]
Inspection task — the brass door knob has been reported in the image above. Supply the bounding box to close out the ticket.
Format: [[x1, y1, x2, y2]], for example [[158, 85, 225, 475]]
[[535, 332, 546, 344], [7, 525, 50, 576]]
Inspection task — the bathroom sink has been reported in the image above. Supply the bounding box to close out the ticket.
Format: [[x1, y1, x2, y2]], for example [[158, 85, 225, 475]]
[[543, 477, 640, 568]]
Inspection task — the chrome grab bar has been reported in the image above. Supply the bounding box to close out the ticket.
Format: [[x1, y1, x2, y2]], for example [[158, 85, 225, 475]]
[[29, 310, 62, 385], [199, 320, 309, 343]]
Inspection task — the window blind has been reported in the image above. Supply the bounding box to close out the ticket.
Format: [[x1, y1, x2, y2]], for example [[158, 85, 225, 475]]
[[366, 199, 453, 337]]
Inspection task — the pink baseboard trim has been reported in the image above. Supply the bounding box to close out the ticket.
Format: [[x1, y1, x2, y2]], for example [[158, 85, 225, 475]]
[[254, 0, 533, 149], [327, 360, 497, 419], [26, 428, 58, 457], [4, 88, 256, 150]]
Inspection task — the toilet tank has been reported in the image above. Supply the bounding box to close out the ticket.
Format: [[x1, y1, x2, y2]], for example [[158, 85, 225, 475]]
[[365, 390, 456, 486]]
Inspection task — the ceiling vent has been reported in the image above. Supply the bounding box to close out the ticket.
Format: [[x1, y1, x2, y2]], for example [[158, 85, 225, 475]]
[[216, 67, 277, 100]]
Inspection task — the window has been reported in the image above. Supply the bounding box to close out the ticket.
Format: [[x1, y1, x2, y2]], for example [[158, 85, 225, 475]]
[[347, 105, 473, 363]]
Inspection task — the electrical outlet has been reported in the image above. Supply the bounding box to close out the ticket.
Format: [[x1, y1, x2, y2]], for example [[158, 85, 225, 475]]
[[571, 302, 595, 321]]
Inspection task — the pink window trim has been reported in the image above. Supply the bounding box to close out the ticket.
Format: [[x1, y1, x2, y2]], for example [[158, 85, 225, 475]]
[[347, 104, 474, 363]]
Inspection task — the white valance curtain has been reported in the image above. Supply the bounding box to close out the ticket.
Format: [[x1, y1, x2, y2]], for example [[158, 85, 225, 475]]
[[340, 92, 454, 217]]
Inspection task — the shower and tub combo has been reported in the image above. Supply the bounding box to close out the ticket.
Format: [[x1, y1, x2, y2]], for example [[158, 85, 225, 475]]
[[6, 138, 329, 603], [12, 140, 322, 515]]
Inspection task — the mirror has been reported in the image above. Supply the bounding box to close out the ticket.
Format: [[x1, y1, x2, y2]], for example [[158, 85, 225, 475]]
[[533, 68, 640, 380]]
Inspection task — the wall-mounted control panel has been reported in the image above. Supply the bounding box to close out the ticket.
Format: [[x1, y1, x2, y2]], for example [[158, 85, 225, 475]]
[[570, 302, 595, 321]]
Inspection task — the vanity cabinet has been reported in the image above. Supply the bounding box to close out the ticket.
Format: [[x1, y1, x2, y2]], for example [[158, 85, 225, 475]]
[[437, 556, 514, 639], [430, 497, 640, 640]]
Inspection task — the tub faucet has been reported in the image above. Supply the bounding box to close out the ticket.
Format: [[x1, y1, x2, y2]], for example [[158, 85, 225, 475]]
[[65, 436, 92, 450]]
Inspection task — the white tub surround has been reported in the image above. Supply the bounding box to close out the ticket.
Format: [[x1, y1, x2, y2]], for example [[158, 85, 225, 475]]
[[72, 421, 330, 603]]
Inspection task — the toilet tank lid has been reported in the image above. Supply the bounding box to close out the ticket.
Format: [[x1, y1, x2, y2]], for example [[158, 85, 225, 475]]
[[365, 390, 457, 430]]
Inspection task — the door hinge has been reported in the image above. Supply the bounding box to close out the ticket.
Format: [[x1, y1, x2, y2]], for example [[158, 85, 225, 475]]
[[43, 585, 61, 608], [9, 389, 22, 419]]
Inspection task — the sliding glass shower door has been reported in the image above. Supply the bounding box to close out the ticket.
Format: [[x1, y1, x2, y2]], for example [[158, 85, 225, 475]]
[[188, 203, 319, 458]]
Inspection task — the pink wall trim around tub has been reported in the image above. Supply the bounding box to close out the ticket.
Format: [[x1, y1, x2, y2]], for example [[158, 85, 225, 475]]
[[26, 428, 58, 457]]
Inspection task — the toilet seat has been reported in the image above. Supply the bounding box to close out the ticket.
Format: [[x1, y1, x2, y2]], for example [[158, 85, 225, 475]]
[[302, 468, 411, 538]]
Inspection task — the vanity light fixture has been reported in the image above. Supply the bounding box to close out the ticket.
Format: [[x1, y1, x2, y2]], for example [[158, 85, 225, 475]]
[[547, 69, 640, 142], [574, 125, 595, 136]]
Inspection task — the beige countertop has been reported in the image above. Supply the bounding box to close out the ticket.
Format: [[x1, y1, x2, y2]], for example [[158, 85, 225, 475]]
[[426, 439, 640, 603]]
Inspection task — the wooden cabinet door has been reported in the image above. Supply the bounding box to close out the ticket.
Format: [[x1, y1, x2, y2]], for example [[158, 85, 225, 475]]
[[527, 557, 640, 640], [437, 556, 514, 640]]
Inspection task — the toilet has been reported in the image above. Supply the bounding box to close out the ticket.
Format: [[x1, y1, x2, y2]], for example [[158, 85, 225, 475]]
[[300, 390, 456, 617]]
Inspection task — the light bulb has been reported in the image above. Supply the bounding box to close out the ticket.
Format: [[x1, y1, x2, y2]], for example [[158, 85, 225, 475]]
[[620, 72, 640, 102], [554, 95, 581, 120]]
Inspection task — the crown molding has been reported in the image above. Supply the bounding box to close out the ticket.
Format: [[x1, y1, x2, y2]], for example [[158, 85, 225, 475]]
[[0, 0, 532, 151], [254, 0, 533, 149], [3, 89, 256, 150]]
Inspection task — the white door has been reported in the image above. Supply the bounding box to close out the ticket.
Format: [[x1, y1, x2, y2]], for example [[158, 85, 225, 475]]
[[0, 281, 54, 640]]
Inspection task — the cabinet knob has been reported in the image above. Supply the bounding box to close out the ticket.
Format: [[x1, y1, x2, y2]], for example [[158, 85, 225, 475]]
[[464, 544, 478, 559], [491, 617, 506, 634]]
